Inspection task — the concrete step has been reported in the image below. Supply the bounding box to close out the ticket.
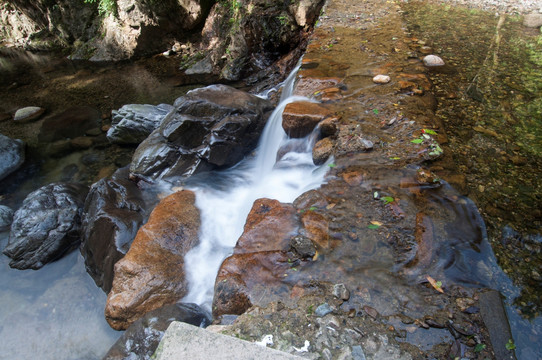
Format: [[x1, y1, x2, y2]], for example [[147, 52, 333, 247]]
[[153, 321, 305, 360]]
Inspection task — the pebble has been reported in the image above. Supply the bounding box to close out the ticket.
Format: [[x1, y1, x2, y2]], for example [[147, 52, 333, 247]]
[[372, 74, 391, 84], [13, 106, 45, 122], [315, 303, 333, 317], [352, 345, 367, 360], [332, 283, 350, 301], [523, 13, 542, 28], [423, 55, 445, 67]]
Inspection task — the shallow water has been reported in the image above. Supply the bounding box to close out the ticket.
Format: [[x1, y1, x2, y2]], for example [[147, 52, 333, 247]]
[[0, 232, 119, 359]]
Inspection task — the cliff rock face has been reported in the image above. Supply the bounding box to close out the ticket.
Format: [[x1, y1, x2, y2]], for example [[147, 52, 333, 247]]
[[0, 0, 325, 81]]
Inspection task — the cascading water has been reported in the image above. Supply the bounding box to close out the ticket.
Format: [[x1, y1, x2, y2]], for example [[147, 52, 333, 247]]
[[182, 66, 331, 311]]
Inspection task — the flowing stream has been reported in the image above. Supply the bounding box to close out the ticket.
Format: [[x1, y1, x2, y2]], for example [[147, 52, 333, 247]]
[[181, 66, 331, 310]]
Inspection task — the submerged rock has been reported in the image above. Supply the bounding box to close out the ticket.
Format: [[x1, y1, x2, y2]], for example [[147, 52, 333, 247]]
[[107, 103, 174, 145], [422, 55, 445, 67], [105, 190, 200, 330], [80, 167, 147, 293], [103, 302, 210, 360], [0, 133, 25, 181], [0, 205, 14, 231], [3, 182, 89, 270], [130, 85, 273, 182], [38, 106, 101, 142]]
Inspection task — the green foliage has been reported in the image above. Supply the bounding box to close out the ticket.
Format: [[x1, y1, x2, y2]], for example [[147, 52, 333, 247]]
[[505, 339, 516, 350], [84, 0, 117, 16]]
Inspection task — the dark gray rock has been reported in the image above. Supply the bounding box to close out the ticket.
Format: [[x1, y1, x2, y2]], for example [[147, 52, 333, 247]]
[[103, 302, 210, 360], [130, 84, 273, 182], [290, 235, 316, 258], [0, 205, 14, 231], [81, 167, 147, 293], [0, 133, 25, 181], [315, 303, 333, 317], [107, 104, 174, 145], [479, 290, 517, 360], [3, 182, 89, 269]]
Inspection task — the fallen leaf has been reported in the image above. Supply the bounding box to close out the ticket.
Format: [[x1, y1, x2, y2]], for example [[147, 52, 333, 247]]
[[370, 220, 383, 226], [426, 275, 444, 293], [411, 138, 423, 144]]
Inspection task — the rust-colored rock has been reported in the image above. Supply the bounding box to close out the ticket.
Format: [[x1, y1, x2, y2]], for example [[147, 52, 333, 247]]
[[282, 101, 332, 138], [408, 213, 434, 269], [341, 170, 364, 186], [213, 251, 292, 317], [312, 137, 334, 165], [105, 190, 200, 330], [319, 116, 338, 137], [300, 210, 330, 249], [235, 199, 298, 254], [397, 73, 432, 91]]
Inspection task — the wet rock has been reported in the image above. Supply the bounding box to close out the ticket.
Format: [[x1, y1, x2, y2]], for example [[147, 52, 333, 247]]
[[38, 106, 101, 142], [422, 55, 445, 67], [3, 182, 88, 270], [300, 210, 329, 250], [213, 251, 291, 317], [312, 137, 334, 165], [130, 85, 273, 182], [290, 0, 324, 27], [372, 75, 391, 84], [336, 125, 375, 154], [523, 13, 542, 28], [0, 133, 25, 181], [80, 167, 147, 293], [0, 205, 14, 231], [479, 290, 517, 360], [105, 190, 200, 330], [235, 199, 298, 254], [319, 117, 338, 137], [293, 189, 328, 210], [103, 303, 210, 360], [332, 283, 350, 301], [70, 136, 93, 149], [282, 101, 332, 138], [185, 58, 214, 75], [315, 303, 333, 317], [290, 235, 316, 258], [13, 106, 45, 122], [45, 139, 72, 158], [107, 103, 174, 145]]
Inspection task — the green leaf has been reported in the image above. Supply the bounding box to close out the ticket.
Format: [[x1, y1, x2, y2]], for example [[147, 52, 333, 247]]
[[373, 109, 379, 114], [309, 206, 317, 211], [411, 138, 424, 144], [328, 163, 337, 168], [423, 129, 438, 135], [381, 196, 394, 204], [505, 339, 516, 350], [435, 281, 442, 288], [474, 343, 486, 353], [367, 224, 380, 229], [390, 157, 401, 160]]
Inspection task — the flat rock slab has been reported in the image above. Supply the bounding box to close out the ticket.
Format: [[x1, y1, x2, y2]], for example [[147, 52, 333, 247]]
[[153, 321, 304, 360]]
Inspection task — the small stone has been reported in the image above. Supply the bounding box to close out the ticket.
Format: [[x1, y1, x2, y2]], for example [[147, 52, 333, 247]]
[[13, 106, 45, 122], [315, 303, 333, 317], [420, 46, 432, 55], [332, 283, 350, 301], [510, 155, 527, 166], [361, 139, 373, 150], [352, 345, 367, 360], [478, 185, 485, 193], [372, 75, 391, 84], [523, 13, 542, 28], [363, 305, 378, 319], [70, 136, 93, 149], [290, 235, 316, 258], [423, 55, 445, 67]]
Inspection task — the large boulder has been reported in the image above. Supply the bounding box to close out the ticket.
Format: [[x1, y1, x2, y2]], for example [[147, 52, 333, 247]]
[[103, 302, 211, 360], [38, 106, 101, 142], [107, 103, 174, 145], [105, 190, 200, 330], [3, 182, 89, 270], [282, 101, 332, 138], [0, 133, 25, 181], [80, 167, 147, 293], [130, 85, 273, 182], [213, 198, 299, 317]]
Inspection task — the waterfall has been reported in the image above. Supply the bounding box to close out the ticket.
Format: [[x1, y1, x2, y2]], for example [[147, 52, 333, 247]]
[[182, 66, 330, 311]]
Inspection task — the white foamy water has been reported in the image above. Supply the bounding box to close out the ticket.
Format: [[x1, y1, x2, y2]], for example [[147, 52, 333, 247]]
[[182, 68, 331, 310]]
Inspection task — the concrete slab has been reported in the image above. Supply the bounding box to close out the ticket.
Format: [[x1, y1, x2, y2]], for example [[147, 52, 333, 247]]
[[153, 321, 304, 360]]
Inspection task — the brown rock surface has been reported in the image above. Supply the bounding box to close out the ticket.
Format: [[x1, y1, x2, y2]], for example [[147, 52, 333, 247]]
[[105, 190, 200, 330], [282, 101, 332, 138]]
